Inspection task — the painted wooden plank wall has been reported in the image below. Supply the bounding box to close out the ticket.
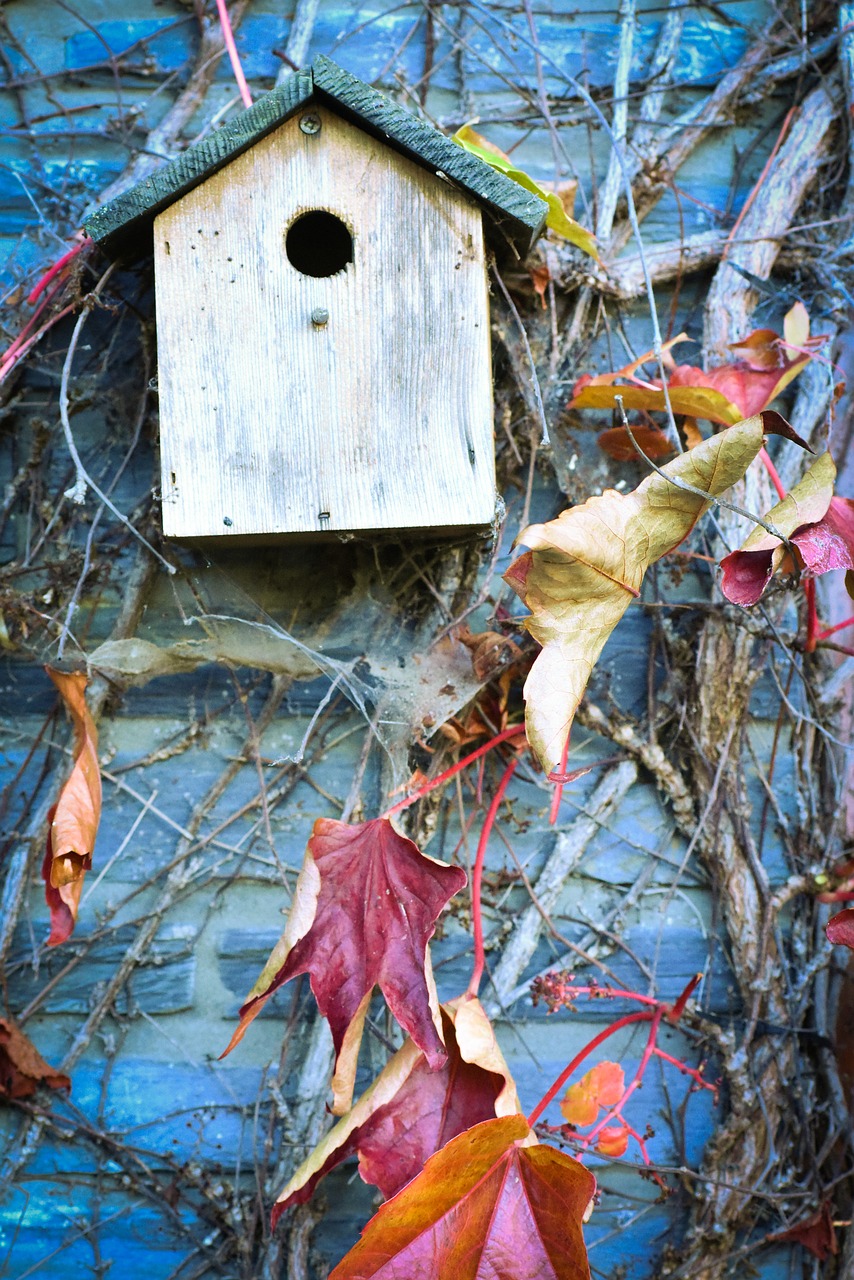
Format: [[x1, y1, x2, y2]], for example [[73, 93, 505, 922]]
[[0, 1, 807, 1279]]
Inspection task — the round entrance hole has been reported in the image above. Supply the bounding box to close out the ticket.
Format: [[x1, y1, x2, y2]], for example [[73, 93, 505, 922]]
[[285, 210, 353, 278]]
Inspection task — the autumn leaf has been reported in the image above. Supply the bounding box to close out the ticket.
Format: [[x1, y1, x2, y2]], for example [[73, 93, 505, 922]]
[[457, 625, 524, 683], [597, 423, 675, 463], [772, 1203, 838, 1261], [505, 416, 773, 774], [571, 305, 821, 426], [42, 668, 102, 946], [222, 817, 466, 1113], [272, 996, 522, 1225], [561, 1061, 624, 1127], [530, 264, 550, 309], [452, 125, 598, 261], [573, 373, 743, 427], [594, 1123, 630, 1158], [720, 453, 854, 606], [328, 1114, 595, 1280], [0, 1018, 70, 1099], [827, 909, 854, 950]]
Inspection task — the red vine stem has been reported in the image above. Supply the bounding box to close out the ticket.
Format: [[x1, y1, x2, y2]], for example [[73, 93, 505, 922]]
[[816, 615, 854, 641], [579, 1009, 663, 1151], [526, 1012, 650, 1129], [548, 735, 570, 825], [667, 970, 702, 1019], [804, 576, 818, 652], [26, 241, 85, 306], [652, 1045, 711, 1088], [526, 973, 707, 1131], [382, 724, 526, 819], [0, 300, 79, 385], [466, 756, 519, 999], [214, 0, 253, 108], [758, 447, 787, 501]]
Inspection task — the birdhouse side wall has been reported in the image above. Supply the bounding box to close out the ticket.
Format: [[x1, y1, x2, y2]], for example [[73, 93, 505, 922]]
[[153, 107, 495, 539]]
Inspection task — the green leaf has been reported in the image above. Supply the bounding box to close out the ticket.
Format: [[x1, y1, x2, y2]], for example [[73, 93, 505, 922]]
[[453, 126, 598, 261]]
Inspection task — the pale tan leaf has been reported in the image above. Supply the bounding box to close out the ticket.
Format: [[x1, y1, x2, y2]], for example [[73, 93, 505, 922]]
[[505, 416, 769, 773]]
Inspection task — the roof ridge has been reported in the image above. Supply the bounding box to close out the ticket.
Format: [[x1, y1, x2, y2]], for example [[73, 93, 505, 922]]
[[84, 57, 546, 261]]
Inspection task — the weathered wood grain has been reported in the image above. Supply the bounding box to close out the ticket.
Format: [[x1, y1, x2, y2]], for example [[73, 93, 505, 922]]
[[84, 69, 315, 260], [153, 105, 496, 539]]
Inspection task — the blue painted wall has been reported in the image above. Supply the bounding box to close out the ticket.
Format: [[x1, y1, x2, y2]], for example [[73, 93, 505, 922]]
[[0, 2, 810, 1278]]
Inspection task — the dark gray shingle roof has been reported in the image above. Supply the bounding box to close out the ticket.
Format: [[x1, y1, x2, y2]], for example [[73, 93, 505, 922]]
[[84, 56, 547, 260]]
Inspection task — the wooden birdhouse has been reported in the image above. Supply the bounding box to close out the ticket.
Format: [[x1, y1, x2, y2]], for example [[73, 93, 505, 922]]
[[84, 57, 547, 542]]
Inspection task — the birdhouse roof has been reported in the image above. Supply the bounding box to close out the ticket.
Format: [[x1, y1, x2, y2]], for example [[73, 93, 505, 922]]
[[84, 55, 548, 261]]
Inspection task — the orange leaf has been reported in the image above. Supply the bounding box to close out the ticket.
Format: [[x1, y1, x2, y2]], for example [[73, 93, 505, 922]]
[[571, 334, 688, 390], [681, 417, 704, 449], [561, 1061, 624, 1126], [329, 1115, 595, 1280], [530, 265, 550, 310], [595, 1123, 630, 1158], [42, 668, 101, 946], [0, 1018, 70, 1099], [571, 312, 821, 426], [727, 327, 787, 371], [597, 424, 674, 462], [571, 379, 743, 427]]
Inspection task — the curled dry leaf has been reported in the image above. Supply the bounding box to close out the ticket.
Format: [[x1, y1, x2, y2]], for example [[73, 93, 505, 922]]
[[42, 668, 102, 946], [457, 625, 523, 683], [328, 1114, 595, 1280], [0, 1018, 70, 1099], [222, 817, 466, 1114], [560, 1061, 624, 1127], [530, 264, 551, 309], [772, 1203, 838, 1261], [271, 995, 523, 1225], [505, 416, 770, 774], [720, 453, 854, 606]]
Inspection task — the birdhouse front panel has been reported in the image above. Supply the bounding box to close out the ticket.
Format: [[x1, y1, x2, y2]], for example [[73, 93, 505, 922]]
[[153, 106, 496, 540]]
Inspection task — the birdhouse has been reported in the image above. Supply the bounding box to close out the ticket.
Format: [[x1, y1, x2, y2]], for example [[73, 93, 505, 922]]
[[84, 57, 547, 542]]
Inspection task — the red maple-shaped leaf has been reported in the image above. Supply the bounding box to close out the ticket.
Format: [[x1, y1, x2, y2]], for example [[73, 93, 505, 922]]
[[329, 1114, 595, 1280], [223, 817, 466, 1112], [827, 909, 854, 950], [42, 667, 102, 946], [0, 1018, 70, 1099], [272, 996, 522, 1225]]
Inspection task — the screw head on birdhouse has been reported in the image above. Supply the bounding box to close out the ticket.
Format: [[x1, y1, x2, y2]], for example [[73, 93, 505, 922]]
[[84, 57, 547, 542]]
